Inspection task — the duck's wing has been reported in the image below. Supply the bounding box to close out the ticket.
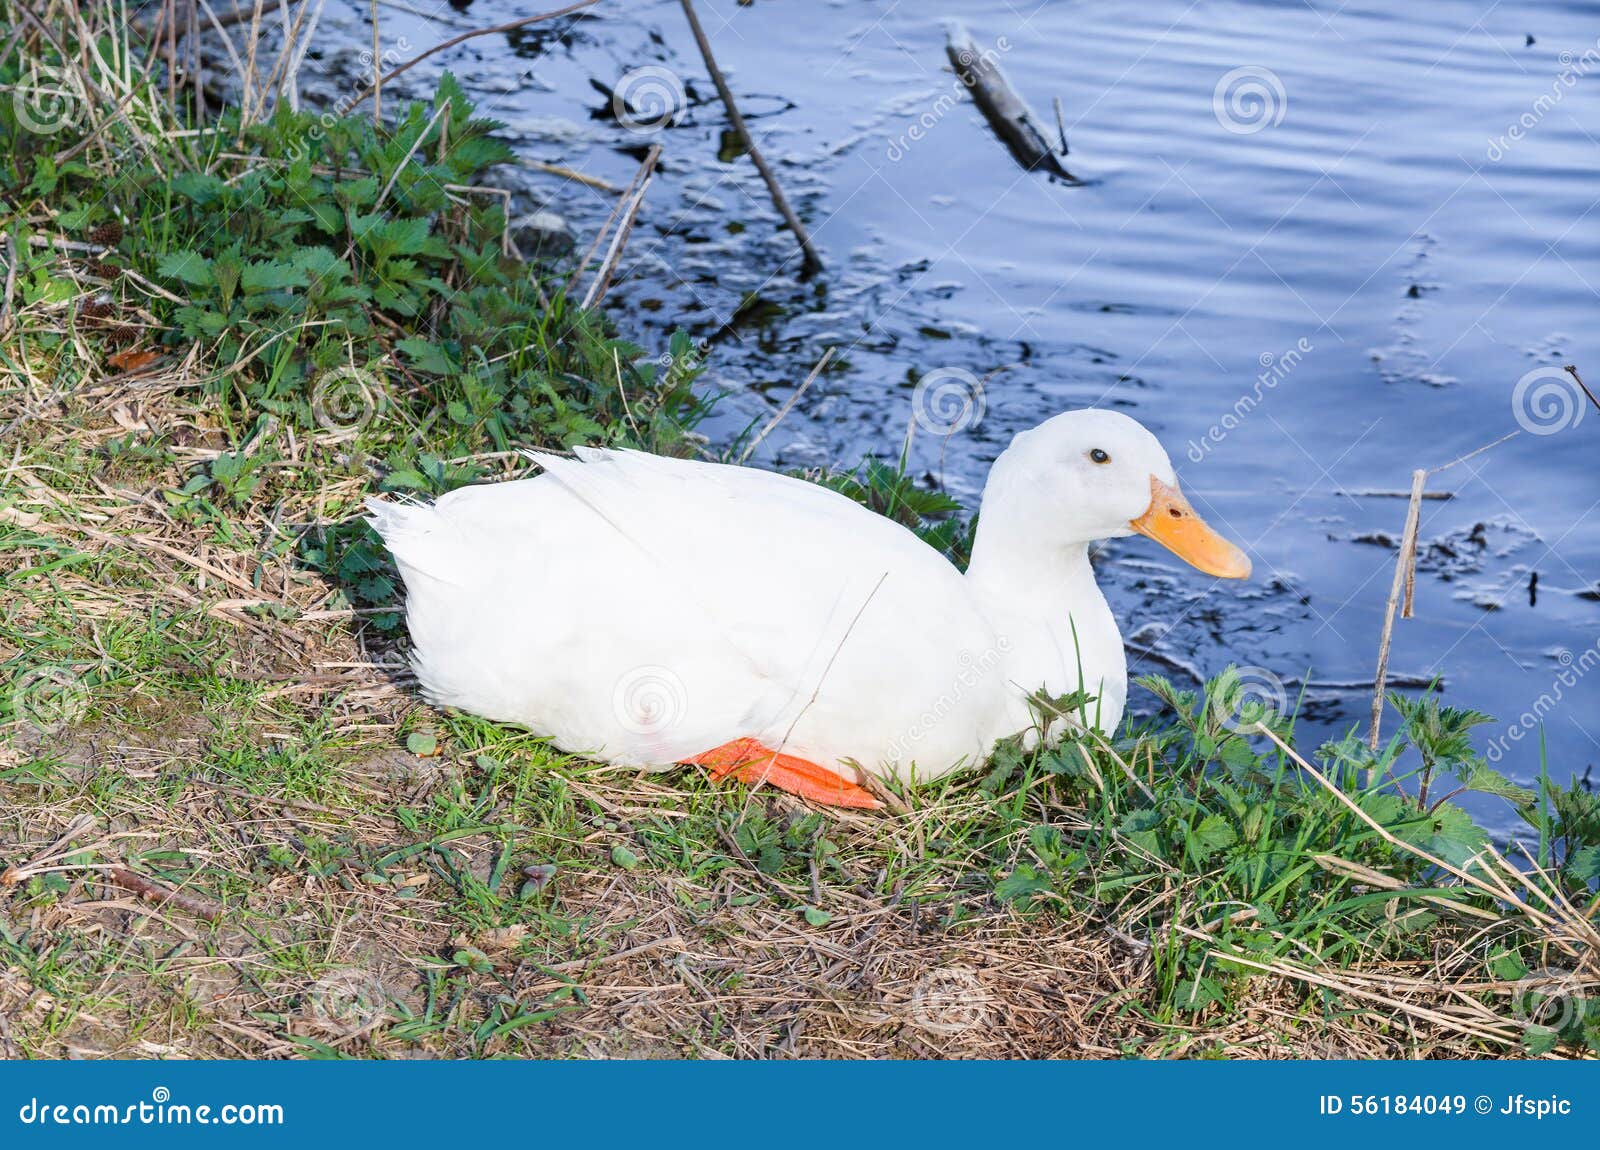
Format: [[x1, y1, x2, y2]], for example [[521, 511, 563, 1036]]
[[516, 447, 963, 686]]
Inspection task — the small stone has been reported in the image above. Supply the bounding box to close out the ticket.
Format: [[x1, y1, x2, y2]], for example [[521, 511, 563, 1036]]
[[510, 210, 576, 259]]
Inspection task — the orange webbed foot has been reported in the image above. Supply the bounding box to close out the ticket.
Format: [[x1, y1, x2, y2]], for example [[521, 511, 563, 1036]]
[[687, 738, 882, 810]]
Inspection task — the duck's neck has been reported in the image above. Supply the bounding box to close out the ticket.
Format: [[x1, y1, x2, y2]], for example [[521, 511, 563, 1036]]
[[963, 455, 1103, 617], [965, 521, 1102, 623], [963, 490, 1126, 731]]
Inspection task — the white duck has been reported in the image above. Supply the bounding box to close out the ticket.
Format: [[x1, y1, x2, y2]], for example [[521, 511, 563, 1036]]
[[367, 409, 1249, 809]]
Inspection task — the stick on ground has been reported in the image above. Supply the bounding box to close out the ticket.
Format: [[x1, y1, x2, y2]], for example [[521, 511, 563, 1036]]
[[110, 866, 225, 921]]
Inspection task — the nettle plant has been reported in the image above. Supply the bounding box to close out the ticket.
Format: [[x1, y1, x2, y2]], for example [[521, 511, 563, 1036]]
[[986, 669, 1600, 1049], [22, 74, 705, 470], [145, 78, 700, 450]]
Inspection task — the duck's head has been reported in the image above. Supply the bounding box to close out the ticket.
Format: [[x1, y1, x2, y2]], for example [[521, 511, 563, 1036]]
[[982, 408, 1252, 579]]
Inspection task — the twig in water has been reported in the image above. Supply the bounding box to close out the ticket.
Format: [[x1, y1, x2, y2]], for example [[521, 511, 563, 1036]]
[[1565, 363, 1600, 413], [679, 0, 823, 275], [1338, 488, 1453, 501], [1428, 430, 1520, 476], [946, 22, 1081, 183], [1362, 371, 1579, 755], [526, 159, 622, 193], [739, 346, 835, 464], [581, 144, 661, 309], [348, 1, 603, 108], [1368, 467, 1426, 754]]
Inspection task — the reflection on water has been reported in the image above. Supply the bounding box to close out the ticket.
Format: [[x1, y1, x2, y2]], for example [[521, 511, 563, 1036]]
[[322, 0, 1599, 829]]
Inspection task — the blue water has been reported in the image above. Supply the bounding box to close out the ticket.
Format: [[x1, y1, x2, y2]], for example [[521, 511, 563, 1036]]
[[324, 0, 1600, 831]]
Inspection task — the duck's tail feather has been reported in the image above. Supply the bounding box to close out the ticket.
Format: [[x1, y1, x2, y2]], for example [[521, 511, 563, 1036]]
[[364, 496, 482, 588]]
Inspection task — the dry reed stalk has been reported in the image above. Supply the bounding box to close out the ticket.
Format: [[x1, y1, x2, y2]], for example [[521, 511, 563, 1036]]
[[240, 0, 267, 125], [564, 154, 648, 296], [739, 346, 835, 464], [372, 97, 450, 210], [369, 0, 380, 123], [195, 0, 251, 93], [277, 0, 325, 112], [580, 143, 661, 309], [0, 814, 102, 887], [525, 159, 622, 193], [255, 11, 327, 126], [188, 0, 204, 123], [1216, 953, 1526, 1046], [1363, 374, 1594, 753], [152, 0, 175, 110], [0, 233, 17, 336], [1367, 467, 1426, 752]]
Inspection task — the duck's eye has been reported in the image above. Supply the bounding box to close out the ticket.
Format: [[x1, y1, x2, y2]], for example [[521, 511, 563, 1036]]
[[1089, 448, 1111, 464]]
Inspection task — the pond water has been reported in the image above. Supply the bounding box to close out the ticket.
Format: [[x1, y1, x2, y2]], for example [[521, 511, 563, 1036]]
[[309, 0, 1600, 830]]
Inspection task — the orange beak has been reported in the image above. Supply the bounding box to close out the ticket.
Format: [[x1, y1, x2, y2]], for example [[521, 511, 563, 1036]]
[[1129, 477, 1252, 579]]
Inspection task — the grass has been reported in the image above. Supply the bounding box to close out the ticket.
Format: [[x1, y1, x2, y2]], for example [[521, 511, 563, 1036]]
[[1, 1, 1597, 1060]]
